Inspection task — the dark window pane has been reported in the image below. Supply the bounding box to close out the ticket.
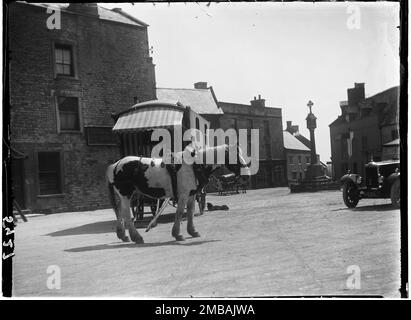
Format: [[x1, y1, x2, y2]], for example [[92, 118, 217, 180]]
[[56, 64, 64, 74], [38, 152, 61, 194], [58, 97, 79, 130], [63, 65, 71, 75], [63, 49, 71, 63], [55, 44, 73, 76], [55, 48, 63, 63]]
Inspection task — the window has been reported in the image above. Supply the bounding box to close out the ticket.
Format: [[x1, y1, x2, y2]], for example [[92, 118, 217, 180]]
[[58, 96, 80, 131], [298, 155, 302, 164], [292, 172, 297, 180], [38, 152, 62, 195], [306, 156, 310, 164], [289, 156, 293, 164], [55, 44, 74, 76]]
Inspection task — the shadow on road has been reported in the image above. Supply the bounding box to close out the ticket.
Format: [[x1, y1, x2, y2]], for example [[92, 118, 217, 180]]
[[332, 204, 396, 212], [45, 220, 116, 237], [45, 213, 179, 237], [65, 239, 221, 253]]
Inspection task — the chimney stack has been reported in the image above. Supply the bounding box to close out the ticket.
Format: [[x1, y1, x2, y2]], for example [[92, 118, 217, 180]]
[[194, 82, 208, 89], [68, 3, 99, 16], [347, 82, 365, 108], [250, 94, 265, 108], [286, 121, 299, 134]]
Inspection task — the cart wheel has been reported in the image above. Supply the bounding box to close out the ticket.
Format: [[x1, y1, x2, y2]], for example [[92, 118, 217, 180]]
[[342, 181, 359, 208], [390, 179, 400, 208]]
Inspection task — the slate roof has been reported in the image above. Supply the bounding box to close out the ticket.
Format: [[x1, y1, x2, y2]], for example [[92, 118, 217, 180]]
[[283, 131, 310, 151], [156, 88, 223, 115], [20, 2, 148, 27], [293, 132, 312, 149]]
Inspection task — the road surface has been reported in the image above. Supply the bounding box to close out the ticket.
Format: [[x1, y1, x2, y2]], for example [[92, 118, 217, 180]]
[[12, 188, 401, 297]]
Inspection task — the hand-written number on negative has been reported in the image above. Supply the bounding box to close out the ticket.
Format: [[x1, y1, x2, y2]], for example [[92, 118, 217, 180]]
[[3, 239, 14, 248], [4, 228, 15, 236], [2, 216, 14, 228], [3, 252, 15, 260]]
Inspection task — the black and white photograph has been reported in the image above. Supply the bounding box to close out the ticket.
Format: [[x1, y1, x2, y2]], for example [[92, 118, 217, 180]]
[[2, 0, 407, 301]]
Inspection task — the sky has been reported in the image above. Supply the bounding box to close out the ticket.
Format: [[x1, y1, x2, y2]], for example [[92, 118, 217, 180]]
[[103, 2, 400, 162]]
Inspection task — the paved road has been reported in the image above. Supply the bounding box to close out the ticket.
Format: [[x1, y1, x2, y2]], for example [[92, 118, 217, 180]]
[[13, 188, 401, 297]]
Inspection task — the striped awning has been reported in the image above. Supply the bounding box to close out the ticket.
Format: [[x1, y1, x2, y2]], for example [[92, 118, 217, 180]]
[[112, 107, 184, 132]]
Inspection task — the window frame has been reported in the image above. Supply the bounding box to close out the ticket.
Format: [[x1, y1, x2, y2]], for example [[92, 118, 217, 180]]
[[52, 40, 78, 79], [54, 91, 83, 134], [36, 151, 64, 197]]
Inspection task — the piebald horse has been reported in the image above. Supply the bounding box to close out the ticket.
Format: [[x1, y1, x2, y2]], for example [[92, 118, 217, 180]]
[[106, 144, 251, 243]]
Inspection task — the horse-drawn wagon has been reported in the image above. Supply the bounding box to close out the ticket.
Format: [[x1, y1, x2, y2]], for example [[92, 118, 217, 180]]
[[210, 173, 248, 195], [111, 100, 210, 223]]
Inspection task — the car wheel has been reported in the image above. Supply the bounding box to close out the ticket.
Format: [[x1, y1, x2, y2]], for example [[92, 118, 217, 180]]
[[342, 181, 360, 208], [390, 179, 400, 208]]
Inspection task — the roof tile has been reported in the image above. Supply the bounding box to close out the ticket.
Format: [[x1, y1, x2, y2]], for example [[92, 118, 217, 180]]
[[156, 88, 223, 115]]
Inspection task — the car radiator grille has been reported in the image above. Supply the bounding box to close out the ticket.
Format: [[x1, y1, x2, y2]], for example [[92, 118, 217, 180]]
[[365, 167, 379, 188]]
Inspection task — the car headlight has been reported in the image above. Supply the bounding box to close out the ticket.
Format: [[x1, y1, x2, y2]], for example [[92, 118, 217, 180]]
[[356, 176, 362, 184]]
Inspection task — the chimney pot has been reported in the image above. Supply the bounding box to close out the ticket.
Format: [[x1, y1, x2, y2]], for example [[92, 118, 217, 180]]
[[194, 82, 208, 89]]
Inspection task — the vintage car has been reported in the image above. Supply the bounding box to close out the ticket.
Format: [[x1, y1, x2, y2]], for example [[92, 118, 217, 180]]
[[340, 160, 400, 208]]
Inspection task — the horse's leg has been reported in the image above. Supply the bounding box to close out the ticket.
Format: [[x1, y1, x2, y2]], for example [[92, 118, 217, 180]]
[[116, 221, 128, 241], [119, 197, 144, 244], [109, 185, 128, 242], [172, 195, 188, 241], [187, 195, 200, 238]]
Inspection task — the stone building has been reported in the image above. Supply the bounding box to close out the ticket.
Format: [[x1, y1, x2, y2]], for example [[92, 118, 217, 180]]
[[283, 121, 327, 184], [218, 96, 287, 189], [8, 2, 156, 213], [283, 131, 311, 183], [329, 83, 399, 180]]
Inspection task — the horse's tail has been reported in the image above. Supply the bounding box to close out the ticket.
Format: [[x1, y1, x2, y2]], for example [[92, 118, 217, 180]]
[[106, 163, 119, 218]]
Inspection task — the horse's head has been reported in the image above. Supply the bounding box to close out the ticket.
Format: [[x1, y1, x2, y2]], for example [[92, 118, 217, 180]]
[[224, 144, 251, 184]]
